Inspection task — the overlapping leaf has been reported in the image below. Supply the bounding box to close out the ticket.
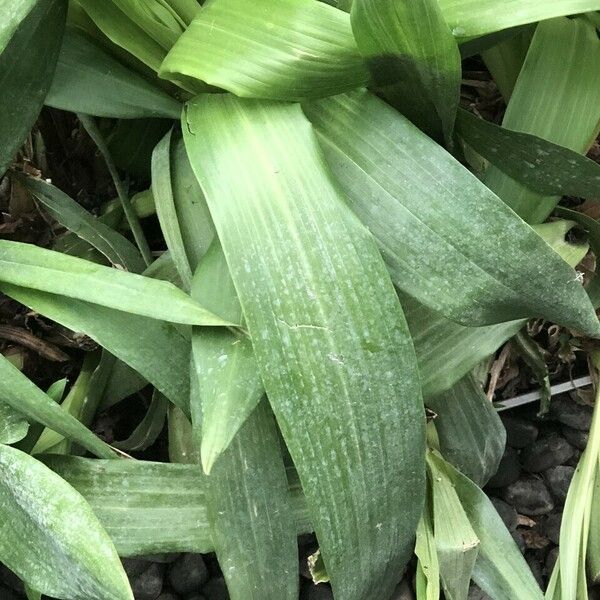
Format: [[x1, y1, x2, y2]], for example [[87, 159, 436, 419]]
[[184, 94, 425, 600], [482, 17, 600, 224], [46, 28, 181, 119], [0, 446, 132, 600], [304, 90, 600, 334], [160, 0, 369, 100], [0, 240, 231, 326], [351, 0, 461, 143], [0, 0, 66, 176]]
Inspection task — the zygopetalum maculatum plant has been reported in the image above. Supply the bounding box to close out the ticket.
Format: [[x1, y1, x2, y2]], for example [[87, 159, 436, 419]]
[[1, 1, 600, 599]]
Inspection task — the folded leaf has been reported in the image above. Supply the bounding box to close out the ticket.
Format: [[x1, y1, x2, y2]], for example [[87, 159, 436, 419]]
[[204, 400, 299, 600], [20, 175, 145, 273], [430, 453, 544, 600], [482, 17, 600, 224], [1, 284, 191, 412], [457, 108, 600, 199], [415, 504, 441, 600], [588, 460, 600, 583], [0, 0, 66, 176], [351, 0, 461, 143], [46, 28, 181, 119], [0, 446, 132, 600], [437, 0, 600, 38], [429, 454, 479, 600], [152, 129, 193, 289], [0, 353, 115, 459], [184, 94, 426, 600], [304, 90, 600, 335], [428, 375, 505, 486], [0, 240, 232, 326], [160, 0, 369, 100], [191, 242, 263, 473]]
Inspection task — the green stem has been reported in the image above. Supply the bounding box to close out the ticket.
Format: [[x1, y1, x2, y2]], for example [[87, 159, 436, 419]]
[[78, 114, 153, 267]]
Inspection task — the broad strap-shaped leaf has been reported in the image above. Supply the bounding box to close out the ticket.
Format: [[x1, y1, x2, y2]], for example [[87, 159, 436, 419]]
[[437, 0, 600, 38], [152, 129, 193, 289], [588, 461, 600, 583], [45, 455, 311, 556], [46, 28, 181, 119], [0, 0, 66, 176], [184, 94, 426, 600], [191, 242, 263, 473], [1, 284, 191, 412], [204, 400, 299, 600], [428, 375, 505, 486], [351, 0, 461, 143], [0, 353, 115, 459], [160, 0, 369, 101], [431, 453, 544, 600], [75, 0, 166, 71], [0, 240, 232, 326], [482, 17, 600, 224], [0, 401, 29, 445], [457, 108, 600, 199], [304, 90, 600, 335], [0, 446, 132, 600], [20, 175, 145, 273], [415, 504, 440, 600], [44, 455, 212, 556], [429, 454, 479, 600]]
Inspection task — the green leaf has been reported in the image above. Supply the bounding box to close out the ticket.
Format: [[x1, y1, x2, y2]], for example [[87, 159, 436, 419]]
[[350, 0, 461, 143], [557, 355, 600, 599], [114, 390, 168, 452], [0, 284, 191, 412], [160, 0, 370, 101], [588, 460, 600, 583], [427, 375, 506, 486], [45, 454, 311, 557], [75, 0, 166, 71], [457, 108, 600, 199], [482, 17, 600, 224], [0, 446, 132, 600], [304, 90, 600, 335], [437, 0, 600, 38], [0, 240, 232, 327], [46, 28, 181, 119], [0, 401, 29, 445], [0, 353, 115, 459], [205, 400, 299, 600], [191, 242, 262, 473], [19, 175, 145, 273], [429, 453, 479, 600], [430, 453, 544, 600], [0, 0, 67, 176], [184, 94, 426, 600], [415, 502, 441, 600], [152, 129, 193, 289]]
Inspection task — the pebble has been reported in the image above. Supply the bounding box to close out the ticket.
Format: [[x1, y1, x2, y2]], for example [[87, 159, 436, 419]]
[[544, 466, 574, 503], [545, 547, 559, 574], [521, 435, 574, 473], [490, 497, 518, 531], [525, 553, 544, 586], [156, 595, 180, 600], [203, 578, 230, 600], [186, 596, 207, 600], [562, 426, 589, 450], [488, 447, 521, 488], [130, 563, 164, 600], [550, 396, 593, 430], [168, 554, 209, 595], [502, 417, 538, 448], [504, 476, 554, 515], [544, 513, 562, 544], [0, 566, 23, 594], [0, 585, 21, 600], [511, 530, 526, 553]]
